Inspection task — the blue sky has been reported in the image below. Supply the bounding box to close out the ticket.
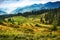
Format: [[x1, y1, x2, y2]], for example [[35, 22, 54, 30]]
[[0, 0, 60, 14]]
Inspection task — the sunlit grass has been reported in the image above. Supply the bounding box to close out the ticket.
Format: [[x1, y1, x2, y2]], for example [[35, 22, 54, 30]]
[[0, 15, 60, 40]]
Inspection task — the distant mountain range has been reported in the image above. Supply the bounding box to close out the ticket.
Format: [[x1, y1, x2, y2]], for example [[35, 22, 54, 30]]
[[12, 1, 60, 14], [0, 1, 60, 15], [0, 11, 7, 15]]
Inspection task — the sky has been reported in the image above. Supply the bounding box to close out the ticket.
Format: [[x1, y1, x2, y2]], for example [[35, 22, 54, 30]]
[[0, 0, 60, 14]]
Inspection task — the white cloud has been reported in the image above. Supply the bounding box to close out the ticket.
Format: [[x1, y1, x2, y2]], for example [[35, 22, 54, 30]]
[[0, 0, 60, 8]]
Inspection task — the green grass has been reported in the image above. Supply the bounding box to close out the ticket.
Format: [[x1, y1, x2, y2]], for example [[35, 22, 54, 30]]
[[0, 30, 60, 40], [0, 15, 60, 40]]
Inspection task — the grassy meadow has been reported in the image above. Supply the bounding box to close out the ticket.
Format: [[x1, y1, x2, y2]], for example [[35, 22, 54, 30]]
[[0, 14, 60, 40], [0, 8, 60, 40]]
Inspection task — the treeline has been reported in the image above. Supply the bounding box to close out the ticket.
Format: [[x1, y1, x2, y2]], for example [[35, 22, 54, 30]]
[[0, 7, 60, 26], [21, 9, 48, 17], [40, 7, 60, 26], [20, 7, 60, 26], [0, 9, 49, 19]]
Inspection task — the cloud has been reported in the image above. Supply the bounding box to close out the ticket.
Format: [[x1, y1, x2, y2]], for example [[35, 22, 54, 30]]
[[0, 0, 4, 3], [0, 0, 41, 8]]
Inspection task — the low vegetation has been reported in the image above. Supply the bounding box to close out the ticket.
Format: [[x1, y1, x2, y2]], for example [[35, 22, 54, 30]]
[[0, 7, 60, 40]]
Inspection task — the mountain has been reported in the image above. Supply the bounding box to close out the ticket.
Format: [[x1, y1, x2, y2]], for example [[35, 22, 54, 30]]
[[0, 8, 7, 15], [12, 1, 60, 14], [12, 4, 44, 14], [0, 11, 7, 15], [44, 1, 60, 9], [0, 1, 60, 15]]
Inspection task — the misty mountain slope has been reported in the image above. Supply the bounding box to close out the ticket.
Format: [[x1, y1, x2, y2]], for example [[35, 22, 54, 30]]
[[44, 1, 60, 9], [12, 1, 60, 14], [0, 1, 60, 15], [0, 11, 7, 15]]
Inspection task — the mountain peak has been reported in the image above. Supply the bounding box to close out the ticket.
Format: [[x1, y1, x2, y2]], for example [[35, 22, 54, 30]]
[[0, 1, 60, 15]]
